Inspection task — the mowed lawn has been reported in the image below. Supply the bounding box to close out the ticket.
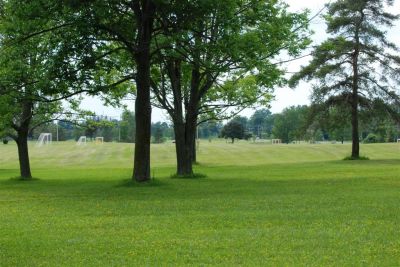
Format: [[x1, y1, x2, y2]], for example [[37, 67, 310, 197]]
[[0, 141, 399, 266]]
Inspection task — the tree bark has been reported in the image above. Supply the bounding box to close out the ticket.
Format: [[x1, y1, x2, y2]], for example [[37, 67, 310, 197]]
[[174, 122, 193, 176], [350, 12, 363, 159], [132, 0, 156, 182], [350, 95, 359, 158], [16, 128, 32, 179], [191, 131, 197, 163]]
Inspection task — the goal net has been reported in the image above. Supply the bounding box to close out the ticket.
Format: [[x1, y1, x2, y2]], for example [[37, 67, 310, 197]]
[[95, 137, 104, 144], [77, 136, 87, 145], [37, 133, 52, 147], [271, 139, 282, 144]]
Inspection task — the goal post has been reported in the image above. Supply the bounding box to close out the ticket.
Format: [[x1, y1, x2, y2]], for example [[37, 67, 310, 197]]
[[95, 137, 104, 144], [36, 133, 52, 146], [77, 136, 87, 145]]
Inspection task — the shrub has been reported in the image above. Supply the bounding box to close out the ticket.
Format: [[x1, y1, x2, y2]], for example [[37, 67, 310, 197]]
[[363, 133, 381, 143], [2, 139, 8, 145]]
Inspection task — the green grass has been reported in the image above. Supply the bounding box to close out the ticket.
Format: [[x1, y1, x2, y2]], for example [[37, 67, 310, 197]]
[[0, 141, 400, 266]]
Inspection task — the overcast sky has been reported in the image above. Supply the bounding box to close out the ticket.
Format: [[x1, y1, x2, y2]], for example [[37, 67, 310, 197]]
[[79, 0, 400, 121]]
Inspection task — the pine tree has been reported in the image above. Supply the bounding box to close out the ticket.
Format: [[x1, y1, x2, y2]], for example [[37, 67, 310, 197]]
[[290, 0, 400, 158]]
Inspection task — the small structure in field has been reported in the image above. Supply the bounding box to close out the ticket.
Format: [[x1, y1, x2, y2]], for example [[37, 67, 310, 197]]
[[271, 139, 281, 144], [77, 136, 87, 145], [37, 133, 52, 147]]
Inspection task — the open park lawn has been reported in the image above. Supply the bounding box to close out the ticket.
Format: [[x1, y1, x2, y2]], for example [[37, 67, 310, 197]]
[[0, 141, 399, 266]]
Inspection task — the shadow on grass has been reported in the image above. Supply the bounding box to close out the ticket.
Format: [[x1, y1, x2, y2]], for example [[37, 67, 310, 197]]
[[170, 173, 207, 179], [343, 155, 370, 161], [0, 176, 41, 184], [333, 158, 400, 165], [117, 178, 166, 188], [0, 158, 399, 203]]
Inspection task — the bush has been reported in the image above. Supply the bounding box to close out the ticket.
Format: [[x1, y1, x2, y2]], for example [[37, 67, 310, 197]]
[[363, 133, 382, 143], [2, 139, 8, 145]]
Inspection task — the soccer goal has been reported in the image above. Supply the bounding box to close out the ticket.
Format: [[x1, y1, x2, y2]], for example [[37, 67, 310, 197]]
[[37, 133, 52, 146], [397, 138, 400, 143], [95, 137, 104, 144], [271, 139, 282, 144], [77, 136, 87, 145]]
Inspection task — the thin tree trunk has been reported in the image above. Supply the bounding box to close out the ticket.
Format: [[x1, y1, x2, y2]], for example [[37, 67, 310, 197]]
[[351, 16, 362, 159], [132, 1, 156, 182], [350, 98, 359, 157], [16, 128, 32, 179]]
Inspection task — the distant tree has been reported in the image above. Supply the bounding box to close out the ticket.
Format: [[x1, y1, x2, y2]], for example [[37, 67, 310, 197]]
[[272, 106, 309, 143], [153, 127, 164, 144], [231, 116, 249, 131], [290, 0, 400, 159], [98, 122, 116, 142], [120, 111, 136, 143], [84, 120, 99, 141], [249, 109, 273, 137], [198, 121, 222, 139], [220, 121, 245, 144]]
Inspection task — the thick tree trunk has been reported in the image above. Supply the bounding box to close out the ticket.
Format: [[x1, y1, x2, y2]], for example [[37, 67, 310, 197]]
[[174, 122, 193, 176], [16, 129, 32, 179], [171, 108, 198, 176], [132, 1, 156, 182], [191, 132, 196, 163]]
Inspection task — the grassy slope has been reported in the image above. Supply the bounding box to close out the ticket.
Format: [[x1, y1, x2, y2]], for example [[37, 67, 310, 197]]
[[0, 141, 399, 266]]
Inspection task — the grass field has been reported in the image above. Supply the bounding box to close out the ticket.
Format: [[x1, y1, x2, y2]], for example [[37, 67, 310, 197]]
[[0, 140, 399, 266]]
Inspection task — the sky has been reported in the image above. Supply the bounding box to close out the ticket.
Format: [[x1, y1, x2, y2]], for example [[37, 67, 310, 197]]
[[79, 0, 400, 121]]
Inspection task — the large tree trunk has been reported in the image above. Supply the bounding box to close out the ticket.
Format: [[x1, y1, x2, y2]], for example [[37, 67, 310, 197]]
[[171, 107, 197, 176], [16, 128, 32, 179], [174, 122, 193, 176], [191, 131, 197, 163], [132, 1, 156, 182]]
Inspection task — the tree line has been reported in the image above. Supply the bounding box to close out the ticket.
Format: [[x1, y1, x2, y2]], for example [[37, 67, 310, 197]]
[[220, 106, 400, 144], [7, 105, 398, 146]]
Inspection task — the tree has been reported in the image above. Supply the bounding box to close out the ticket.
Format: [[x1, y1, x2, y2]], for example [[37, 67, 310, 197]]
[[198, 121, 222, 139], [318, 106, 352, 143], [220, 121, 245, 143], [272, 106, 309, 143], [57, 0, 167, 181], [151, 0, 310, 176], [0, 1, 87, 179], [290, 0, 400, 158], [152, 125, 164, 144], [249, 109, 273, 138], [120, 110, 136, 143]]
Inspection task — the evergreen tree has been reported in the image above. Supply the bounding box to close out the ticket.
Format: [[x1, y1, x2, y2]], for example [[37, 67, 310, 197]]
[[290, 0, 400, 158]]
